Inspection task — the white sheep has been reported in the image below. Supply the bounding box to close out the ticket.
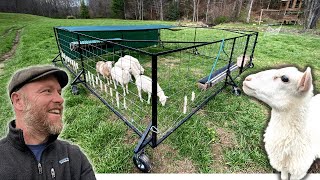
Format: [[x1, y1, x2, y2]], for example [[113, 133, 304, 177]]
[[135, 74, 168, 106], [96, 61, 113, 78], [123, 55, 144, 71], [242, 66, 320, 180], [111, 66, 131, 96], [115, 55, 144, 77], [236, 55, 250, 68]]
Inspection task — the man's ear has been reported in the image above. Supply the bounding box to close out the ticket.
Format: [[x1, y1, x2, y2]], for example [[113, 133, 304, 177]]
[[298, 67, 312, 92], [11, 92, 24, 111]]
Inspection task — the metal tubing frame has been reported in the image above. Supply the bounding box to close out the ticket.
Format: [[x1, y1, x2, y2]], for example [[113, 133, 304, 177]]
[[52, 26, 258, 154], [151, 55, 158, 147], [239, 35, 251, 74], [250, 32, 259, 65]]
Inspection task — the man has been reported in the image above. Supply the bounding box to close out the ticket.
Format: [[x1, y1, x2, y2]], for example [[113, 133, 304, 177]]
[[0, 65, 96, 180]]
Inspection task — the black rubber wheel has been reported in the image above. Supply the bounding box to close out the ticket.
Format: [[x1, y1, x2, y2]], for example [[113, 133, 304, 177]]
[[232, 88, 241, 96], [71, 85, 79, 95], [249, 63, 254, 68], [133, 153, 151, 173]]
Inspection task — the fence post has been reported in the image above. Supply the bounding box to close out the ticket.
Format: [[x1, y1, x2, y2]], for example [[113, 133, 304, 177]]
[[151, 55, 158, 147]]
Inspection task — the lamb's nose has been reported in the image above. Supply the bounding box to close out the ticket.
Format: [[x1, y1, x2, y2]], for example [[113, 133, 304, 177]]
[[245, 76, 252, 81]]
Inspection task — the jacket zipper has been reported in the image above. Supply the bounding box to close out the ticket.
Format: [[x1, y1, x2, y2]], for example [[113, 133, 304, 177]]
[[38, 162, 43, 174], [50, 161, 56, 179], [51, 167, 56, 179]]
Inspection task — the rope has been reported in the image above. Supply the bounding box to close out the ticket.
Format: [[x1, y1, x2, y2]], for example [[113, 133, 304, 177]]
[[207, 39, 225, 83]]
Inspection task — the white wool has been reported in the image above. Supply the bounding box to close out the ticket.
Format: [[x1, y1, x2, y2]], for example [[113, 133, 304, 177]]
[[111, 66, 131, 96], [115, 55, 144, 78], [96, 61, 113, 78], [236, 55, 250, 67], [123, 55, 145, 75], [243, 67, 320, 180], [135, 75, 168, 106]]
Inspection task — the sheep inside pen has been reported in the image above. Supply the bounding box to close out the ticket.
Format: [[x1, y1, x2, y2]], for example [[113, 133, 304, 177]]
[[53, 25, 258, 172]]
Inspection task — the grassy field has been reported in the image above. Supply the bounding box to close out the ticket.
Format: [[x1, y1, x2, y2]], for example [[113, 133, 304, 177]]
[[0, 13, 320, 173]]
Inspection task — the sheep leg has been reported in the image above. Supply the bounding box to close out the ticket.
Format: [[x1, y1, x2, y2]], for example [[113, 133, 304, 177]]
[[121, 84, 126, 96], [123, 97, 127, 109], [113, 79, 117, 89], [126, 84, 129, 94], [137, 86, 143, 102], [106, 76, 109, 85]]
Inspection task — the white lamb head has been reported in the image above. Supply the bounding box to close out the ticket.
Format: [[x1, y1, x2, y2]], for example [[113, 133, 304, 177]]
[[242, 67, 313, 110], [159, 95, 168, 106]]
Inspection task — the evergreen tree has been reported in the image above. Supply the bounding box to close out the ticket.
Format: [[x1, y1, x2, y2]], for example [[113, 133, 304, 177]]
[[111, 0, 125, 19], [80, 0, 90, 19], [166, 1, 180, 20]]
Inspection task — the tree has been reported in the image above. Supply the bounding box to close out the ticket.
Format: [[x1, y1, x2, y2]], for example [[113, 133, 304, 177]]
[[192, 0, 201, 22], [160, 0, 164, 20], [304, 0, 320, 29], [80, 0, 90, 18], [112, 0, 125, 18], [246, 0, 254, 23], [135, 0, 144, 20], [205, 0, 211, 23], [166, 0, 180, 20]]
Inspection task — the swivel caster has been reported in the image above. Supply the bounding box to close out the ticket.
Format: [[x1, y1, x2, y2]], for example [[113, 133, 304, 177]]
[[133, 153, 151, 173], [232, 87, 241, 96], [71, 85, 79, 95]]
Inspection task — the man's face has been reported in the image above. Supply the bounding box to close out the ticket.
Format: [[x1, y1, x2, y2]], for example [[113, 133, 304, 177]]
[[20, 75, 64, 135]]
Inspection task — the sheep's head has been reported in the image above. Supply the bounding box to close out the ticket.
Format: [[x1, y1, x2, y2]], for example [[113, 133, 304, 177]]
[[159, 95, 168, 106], [140, 66, 145, 74], [106, 61, 114, 69], [236, 55, 250, 67], [242, 67, 313, 110]]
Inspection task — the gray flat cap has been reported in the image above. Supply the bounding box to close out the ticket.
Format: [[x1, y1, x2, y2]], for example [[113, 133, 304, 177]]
[[8, 65, 68, 96]]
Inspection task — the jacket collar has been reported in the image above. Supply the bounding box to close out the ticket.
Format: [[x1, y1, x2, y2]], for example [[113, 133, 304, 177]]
[[7, 120, 58, 151]]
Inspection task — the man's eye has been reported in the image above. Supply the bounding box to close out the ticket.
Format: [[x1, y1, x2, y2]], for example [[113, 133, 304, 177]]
[[42, 89, 51, 93], [281, 75, 289, 83]]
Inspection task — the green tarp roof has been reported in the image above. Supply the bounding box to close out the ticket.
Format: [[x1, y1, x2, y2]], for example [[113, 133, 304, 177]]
[[56, 25, 174, 32]]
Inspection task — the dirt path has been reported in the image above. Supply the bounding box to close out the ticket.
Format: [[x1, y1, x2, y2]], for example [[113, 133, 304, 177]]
[[0, 29, 21, 74]]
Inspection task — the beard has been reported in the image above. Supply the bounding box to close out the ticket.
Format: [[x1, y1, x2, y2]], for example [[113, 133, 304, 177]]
[[23, 95, 63, 135]]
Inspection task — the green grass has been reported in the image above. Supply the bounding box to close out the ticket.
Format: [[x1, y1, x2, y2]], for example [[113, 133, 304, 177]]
[[0, 13, 320, 173]]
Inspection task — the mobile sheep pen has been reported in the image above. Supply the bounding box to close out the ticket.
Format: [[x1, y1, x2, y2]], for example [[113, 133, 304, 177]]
[[52, 25, 258, 172]]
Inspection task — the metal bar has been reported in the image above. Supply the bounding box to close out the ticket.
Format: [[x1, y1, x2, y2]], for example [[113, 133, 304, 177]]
[[151, 55, 158, 147], [52, 53, 61, 64], [193, 27, 197, 44], [52, 27, 63, 65], [224, 38, 237, 86], [249, 32, 259, 65], [70, 70, 84, 85], [134, 123, 152, 153], [240, 35, 251, 74], [154, 34, 250, 56]]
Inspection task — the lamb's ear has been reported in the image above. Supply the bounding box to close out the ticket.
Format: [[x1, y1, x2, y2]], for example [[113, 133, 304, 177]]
[[298, 67, 312, 92]]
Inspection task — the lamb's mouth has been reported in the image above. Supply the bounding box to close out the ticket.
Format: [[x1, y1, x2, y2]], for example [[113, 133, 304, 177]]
[[242, 82, 254, 91]]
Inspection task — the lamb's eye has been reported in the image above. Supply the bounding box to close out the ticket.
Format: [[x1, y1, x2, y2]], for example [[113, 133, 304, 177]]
[[281, 75, 289, 83]]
